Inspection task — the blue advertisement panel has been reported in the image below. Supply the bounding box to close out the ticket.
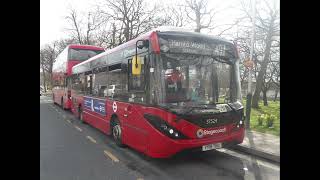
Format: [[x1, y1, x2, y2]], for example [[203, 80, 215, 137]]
[[83, 97, 106, 116]]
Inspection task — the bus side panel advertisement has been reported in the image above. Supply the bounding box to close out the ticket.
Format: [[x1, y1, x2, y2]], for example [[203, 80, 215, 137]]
[[83, 97, 106, 116]]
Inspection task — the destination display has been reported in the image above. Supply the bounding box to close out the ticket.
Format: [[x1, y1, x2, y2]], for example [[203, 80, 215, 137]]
[[158, 33, 236, 58]]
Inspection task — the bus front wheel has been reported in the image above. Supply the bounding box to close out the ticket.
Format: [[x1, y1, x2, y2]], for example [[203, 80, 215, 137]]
[[111, 118, 124, 147]]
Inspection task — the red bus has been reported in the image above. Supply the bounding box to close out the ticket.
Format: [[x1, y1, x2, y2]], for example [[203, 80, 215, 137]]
[[70, 29, 244, 158], [52, 44, 104, 109]]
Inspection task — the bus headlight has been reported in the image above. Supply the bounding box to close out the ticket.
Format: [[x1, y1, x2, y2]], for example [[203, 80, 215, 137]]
[[144, 114, 187, 139]]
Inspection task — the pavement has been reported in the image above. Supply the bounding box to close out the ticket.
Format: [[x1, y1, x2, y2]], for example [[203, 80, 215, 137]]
[[41, 94, 279, 180], [230, 130, 280, 163]]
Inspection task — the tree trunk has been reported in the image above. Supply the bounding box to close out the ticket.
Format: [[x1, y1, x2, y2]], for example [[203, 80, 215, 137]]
[[251, 17, 275, 108], [263, 89, 268, 106], [195, 11, 201, 32], [41, 65, 47, 93], [273, 88, 278, 101], [112, 23, 116, 47], [124, 22, 130, 42], [86, 32, 90, 45]]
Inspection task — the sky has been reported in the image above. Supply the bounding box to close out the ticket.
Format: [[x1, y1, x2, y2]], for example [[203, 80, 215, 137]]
[[40, 0, 98, 48], [40, 0, 270, 49]]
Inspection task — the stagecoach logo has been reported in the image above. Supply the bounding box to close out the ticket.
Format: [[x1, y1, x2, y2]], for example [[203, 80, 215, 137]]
[[196, 127, 227, 138], [196, 129, 204, 138], [112, 102, 117, 112]]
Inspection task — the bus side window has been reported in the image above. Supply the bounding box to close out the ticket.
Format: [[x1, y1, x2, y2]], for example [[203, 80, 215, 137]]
[[84, 71, 93, 95], [107, 63, 125, 100], [93, 67, 108, 97], [72, 74, 83, 94]]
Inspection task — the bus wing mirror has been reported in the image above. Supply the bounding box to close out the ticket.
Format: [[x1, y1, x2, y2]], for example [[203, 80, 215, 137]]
[[134, 39, 148, 75], [137, 40, 149, 49]]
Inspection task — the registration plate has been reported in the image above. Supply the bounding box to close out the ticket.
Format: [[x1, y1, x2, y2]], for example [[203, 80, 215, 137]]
[[202, 143, 222, 151]]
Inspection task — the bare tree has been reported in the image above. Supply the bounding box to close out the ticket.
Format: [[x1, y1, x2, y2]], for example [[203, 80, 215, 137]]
[[40, 53, 47, 92], [40, 42, 57, 90], [66, 8, 83, 44], [65, 8, 105, 45], [161, 4, 188, 27], [251, 2, 279, 108], [100, 0, 160, 44], [237, 0, 279, 108], [55, 38, 77, 53], [184, 0, 217, 32]]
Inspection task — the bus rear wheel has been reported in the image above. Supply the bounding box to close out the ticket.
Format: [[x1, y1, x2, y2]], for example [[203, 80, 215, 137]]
[[111, 118, 124, 147]]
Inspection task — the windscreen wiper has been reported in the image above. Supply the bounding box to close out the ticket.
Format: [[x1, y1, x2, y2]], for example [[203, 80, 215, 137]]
[[180, 104, 210, 115]]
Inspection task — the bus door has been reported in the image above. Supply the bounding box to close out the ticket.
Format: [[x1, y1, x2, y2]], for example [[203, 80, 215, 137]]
[[120, 55, 149, 152]]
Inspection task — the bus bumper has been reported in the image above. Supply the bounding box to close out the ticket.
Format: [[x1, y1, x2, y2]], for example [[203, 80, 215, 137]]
[[146, 128, 245, 158]]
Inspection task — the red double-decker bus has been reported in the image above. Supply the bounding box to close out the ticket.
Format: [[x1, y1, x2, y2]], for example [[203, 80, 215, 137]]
[[52, 44, 104, 109], [70, 28, 244, 158]]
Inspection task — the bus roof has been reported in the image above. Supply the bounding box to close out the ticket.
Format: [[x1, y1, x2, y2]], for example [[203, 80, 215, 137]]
[[68, 44, 105, 51], [72, 27, 235, 74]]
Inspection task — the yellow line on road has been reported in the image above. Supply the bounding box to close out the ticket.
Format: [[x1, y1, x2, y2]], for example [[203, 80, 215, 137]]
[[104, 150, 119, 162], [74, 126, 83, 132], [67, 119, 72, 123], [86, 136, 97, 144], [137, 178, 144, 180]]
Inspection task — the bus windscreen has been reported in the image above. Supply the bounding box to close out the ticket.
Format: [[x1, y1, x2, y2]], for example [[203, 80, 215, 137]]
[[69, 48, 104, 61]]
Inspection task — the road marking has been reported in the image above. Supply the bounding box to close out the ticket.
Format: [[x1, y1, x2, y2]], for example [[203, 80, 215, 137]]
[[67, 119, 72, 123], [104, 150, 119, 162], [74, 126, 83, 132], [137, 178, 144, 180], [242, 162, 254, 179], [86, 136, 97, 144], [63, 115, 66, 119]]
